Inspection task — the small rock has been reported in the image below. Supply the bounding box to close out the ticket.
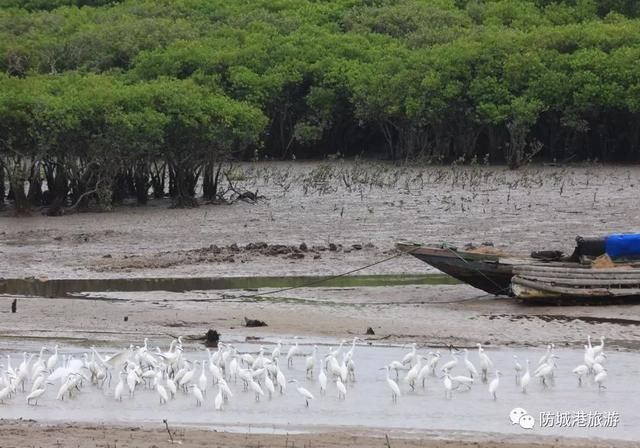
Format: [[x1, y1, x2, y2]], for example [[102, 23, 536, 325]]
[[365, 327, 375, 335], [229, 243, 240, 252], [102, 254, 112, 258], [123, 316, 128, 322], [352, 244, 363, 250], [245, 242, 257, 251], [313, 254, 321, 260], [328, 243, 338, 251], [299, 242, 308, 252], [286, 253, 304, 259]]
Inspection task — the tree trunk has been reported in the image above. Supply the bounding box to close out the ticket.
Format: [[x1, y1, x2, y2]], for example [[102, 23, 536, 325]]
[[27, 162, 43, 206], [169, 162, 198, 208], [10, 177, 30, 215], [151, 162, 166, 199], [133, 162, 150, 205], [505, 122, 528, 169], [0, 163, 6, 209]]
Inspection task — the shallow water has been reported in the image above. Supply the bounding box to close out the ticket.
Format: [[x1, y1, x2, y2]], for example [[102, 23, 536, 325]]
[[0, 274, 457, 298], [0, 340, 637, 441]]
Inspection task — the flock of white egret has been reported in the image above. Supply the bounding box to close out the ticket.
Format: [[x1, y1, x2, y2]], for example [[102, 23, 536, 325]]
[[0, 335, 609, 411], [381, 335, 608, 403]]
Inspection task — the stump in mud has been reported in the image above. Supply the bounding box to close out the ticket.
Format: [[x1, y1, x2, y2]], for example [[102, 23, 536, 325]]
[[244, 317, 267, 327], [205, 329, 220, 347]]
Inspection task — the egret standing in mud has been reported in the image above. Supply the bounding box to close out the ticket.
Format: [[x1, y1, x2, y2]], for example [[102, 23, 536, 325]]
[[381, 366, 400, 403], [287, 337, 300, 369], [318, 358, 327, 394], [306, 345, 317, 378], [477, 344, 493, 383], [520, 360, 531, 393], [290, 379, 314, 407], [463, 349, 477, 379], [488, 370, 501, 400], [513, 355, 522, 385], [595, 368, 608, 391]]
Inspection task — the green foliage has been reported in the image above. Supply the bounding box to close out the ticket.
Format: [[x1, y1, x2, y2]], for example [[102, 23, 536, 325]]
[[1, 0, 640, 212]]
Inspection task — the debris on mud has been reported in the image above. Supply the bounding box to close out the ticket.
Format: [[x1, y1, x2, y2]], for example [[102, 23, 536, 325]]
[[90, 240, 374, 272], [205, 329, 220, 346], [244, 317, 268, 327]]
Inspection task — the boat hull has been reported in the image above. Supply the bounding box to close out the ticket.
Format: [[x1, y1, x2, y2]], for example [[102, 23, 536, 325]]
[[399, 244, 514, 295]]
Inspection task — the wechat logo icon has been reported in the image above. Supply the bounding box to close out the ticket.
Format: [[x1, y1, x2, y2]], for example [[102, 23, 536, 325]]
[[510, 408, 535, 429]]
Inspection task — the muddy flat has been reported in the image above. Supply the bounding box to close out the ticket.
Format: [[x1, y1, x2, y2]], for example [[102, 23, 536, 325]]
[[1, 162, 640, 447]]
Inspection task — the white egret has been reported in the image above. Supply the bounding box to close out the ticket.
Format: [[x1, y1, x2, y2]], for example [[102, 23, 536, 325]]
[[318, 358, 327, 394], [214, 388, 224, 411], [218, 378, 233, 401], [178, 361, 196, 391], [336, 377, 347, 400], [593, 336, 605, 355], [31, 375, 45, 393], [275, 363, 287, 394], [46, 345, 59, 371], [114, 371, 125, 401], [440, 351, 459, 373], [286, 337, 300, 368], [290, 379, 314, 407], [538, 344, 552, 366], [0, 385, 10, 404], [166, 377, 177, 399], [535, 356, 558, 388], [572, 364, 589, 386], [198, 360, 208, 395], [513, 355, 522, 385], [450, 375, 474, 390], [26, 387, 46, 406], [477, 344, 493, 383], [157, 383, 168, 405], [382, 366, 400, 403], [190, 384, 204, 406], [271, 341, 282, 360], [488, 370, 501, 400], [521, 360, 531, 393], [387, 360, 408, 381], [264, 370, 275, 400], [594, 369, 607, 391], [401, 343, 417, 366], [209, 360, 222, 385], [443, 371, 453, 399], [249, 378, 264, 402], [305, 345, 317, 378], [463, 349, 478, 378], [404, 355, 424, 391]]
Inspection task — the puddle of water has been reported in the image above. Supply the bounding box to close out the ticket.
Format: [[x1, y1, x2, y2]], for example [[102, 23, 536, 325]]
[[0, 341, 636, 441], [0, 274, 458, 298]]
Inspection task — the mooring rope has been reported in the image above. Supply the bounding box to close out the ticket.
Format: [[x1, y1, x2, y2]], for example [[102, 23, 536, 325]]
[[226, 247, 419, 300]]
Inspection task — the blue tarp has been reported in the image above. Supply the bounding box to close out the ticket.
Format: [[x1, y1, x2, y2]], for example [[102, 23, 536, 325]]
[[605, 234, 640, 259]]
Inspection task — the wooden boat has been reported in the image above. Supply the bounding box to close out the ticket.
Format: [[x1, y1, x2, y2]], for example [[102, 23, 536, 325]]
[[511, 265, 640, 301], [396, 241, 640, 302], [396, 242, 529, 295]]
